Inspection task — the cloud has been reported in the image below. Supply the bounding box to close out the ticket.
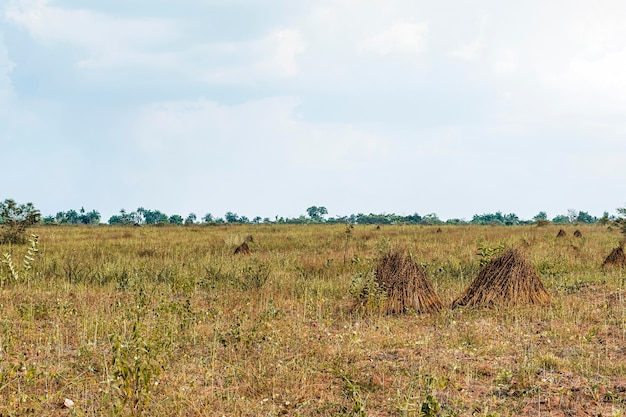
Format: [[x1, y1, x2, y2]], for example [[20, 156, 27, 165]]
[[359, 21, 428, 57], [5, 0, 178, 68], [5, 0, 304, 82], [0, 33, 14, 110], [132, 96, 390, 172]]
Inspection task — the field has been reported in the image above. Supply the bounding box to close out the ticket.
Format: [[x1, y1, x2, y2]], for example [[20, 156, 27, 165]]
[[0, 224, 625, 416]]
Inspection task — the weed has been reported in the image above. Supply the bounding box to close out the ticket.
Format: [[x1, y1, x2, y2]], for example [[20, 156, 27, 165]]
[[107, 321, 162, 415]]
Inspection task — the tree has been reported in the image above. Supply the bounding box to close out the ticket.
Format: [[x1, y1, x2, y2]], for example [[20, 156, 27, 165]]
[[576, 211, 596, 224], [533, 212, 548, 222], [306, 206, 328, 222], [137, 207, 168, 225], [108, 209, 140, 225], [0, 199, 41, 244], [184, 213, 197, 225], [202, 213, 214, 223], [169, 214, 183, 225], [224, 212, 240, 223], [552, 214, 570, 224]]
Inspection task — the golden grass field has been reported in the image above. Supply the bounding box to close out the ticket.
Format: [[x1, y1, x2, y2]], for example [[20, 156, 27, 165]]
[[0, 224, 624, 416]]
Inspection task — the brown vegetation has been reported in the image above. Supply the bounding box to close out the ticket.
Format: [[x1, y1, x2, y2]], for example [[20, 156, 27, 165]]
[[452, 248, 551, 309], [1, 224, 625, 416], [234, 241, 250, 254], [372, 251, 443, 314], [602, 245, 626, 268]]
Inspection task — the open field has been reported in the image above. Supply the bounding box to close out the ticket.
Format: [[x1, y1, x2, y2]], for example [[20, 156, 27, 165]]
[[0, 224, 625, 416]]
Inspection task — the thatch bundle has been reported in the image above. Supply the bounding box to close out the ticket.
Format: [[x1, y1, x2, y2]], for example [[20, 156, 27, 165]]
[[234, 242, 250, 255], [556, 229, 566, 238], [452, 248, 550, 309], [373, 251, 443, 314], [602, 246, 626, 268], [573, 230, 583, 238]]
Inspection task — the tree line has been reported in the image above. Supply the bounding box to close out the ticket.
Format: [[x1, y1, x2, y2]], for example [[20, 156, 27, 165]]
[[31, 204, 620, 226]]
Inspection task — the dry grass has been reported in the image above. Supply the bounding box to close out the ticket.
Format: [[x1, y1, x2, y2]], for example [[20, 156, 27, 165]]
[[451, 248, 551, 309], [0, 224, 624, 416]]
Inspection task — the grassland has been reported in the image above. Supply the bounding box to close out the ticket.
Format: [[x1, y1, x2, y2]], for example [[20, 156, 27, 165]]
[[0, 223, 624, 416]]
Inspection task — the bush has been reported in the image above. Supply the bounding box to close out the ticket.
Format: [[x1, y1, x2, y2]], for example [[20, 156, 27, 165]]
[[0, 199, 41, 244]]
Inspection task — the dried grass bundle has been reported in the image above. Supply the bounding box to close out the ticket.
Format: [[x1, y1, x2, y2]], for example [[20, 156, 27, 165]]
[[234, 242, 250, 255], [374, 251, 443, 314], [602, 246, 626, 268], [452, 248, 550, 309]]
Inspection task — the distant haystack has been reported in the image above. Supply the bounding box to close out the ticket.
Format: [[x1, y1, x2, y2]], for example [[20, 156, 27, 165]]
[[452, 248, 550, 309], [573, 230, 583, 238], [602, 245, 626, 268], [234, 242, 250, 255], [360, 251, 443, 315], [556, 229, 566, 238]]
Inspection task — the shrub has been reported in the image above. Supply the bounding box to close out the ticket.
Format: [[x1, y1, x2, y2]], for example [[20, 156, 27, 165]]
[[0, 199, 41, 244]]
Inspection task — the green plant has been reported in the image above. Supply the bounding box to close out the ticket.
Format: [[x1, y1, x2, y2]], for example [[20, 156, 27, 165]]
[[0, 199, 41, 244], [107, 321, 162, 415], [476, 241, 506, 266], [350, 271, 387, 315], [420, 393, 441, 417], [1, 234, 39, 286], [338, 372, 367, 417]]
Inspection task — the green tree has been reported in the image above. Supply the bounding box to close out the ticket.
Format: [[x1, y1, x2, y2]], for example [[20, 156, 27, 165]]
[[169, 214, 183, 225], [0, 199, 41, 244], [533, 211, 548, 221], [184, 213, 197, 225], [552, 214, 570, 224], [108, 209, 140, 225], [224, 212, 240, 223], [306, 206, 328, 222], [137, 207, 168, 225], [576, 211, 596, 224]]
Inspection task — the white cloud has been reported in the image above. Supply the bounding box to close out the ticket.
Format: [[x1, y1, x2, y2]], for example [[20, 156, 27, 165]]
[[0, 33, 14, 99], [5, 0, 305, 83], [5, 0, 178, 68], [132, 96, 390, 172], [359, 21, 428, 57]]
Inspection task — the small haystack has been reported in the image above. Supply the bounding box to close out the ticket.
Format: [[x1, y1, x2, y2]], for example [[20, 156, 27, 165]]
[[234, 242, 250, 255], [233, 235, 254, 255], [372, 251, 443, 314], [602, 246, 626, 268], [436, 227, 443, 233], [451, 248, 550, 309], [574, 230, 583, 238], [556, 229, 566, 238]]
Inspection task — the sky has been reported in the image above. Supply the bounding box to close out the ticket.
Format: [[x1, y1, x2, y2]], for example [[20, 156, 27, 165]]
[[1, 0, 625, 222]]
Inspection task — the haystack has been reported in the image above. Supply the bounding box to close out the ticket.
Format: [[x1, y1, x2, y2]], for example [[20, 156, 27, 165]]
[[234, 242, 250, 255], [573, 230, 583, 238], [452, 248, 550, 309], [371, 251, 443, 314], [556, 229, 566, 238], [602, 246, 626, 268]]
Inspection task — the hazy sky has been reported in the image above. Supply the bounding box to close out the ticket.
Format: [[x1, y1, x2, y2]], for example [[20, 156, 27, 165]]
[[2, 0, 625, 222]]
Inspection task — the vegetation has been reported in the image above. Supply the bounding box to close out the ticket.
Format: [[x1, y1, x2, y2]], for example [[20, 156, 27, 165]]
[[0, 198, 41, 244], [0, 222, 624, 416]]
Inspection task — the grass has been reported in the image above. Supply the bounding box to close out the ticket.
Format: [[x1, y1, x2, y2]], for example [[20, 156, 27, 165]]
[[0, 223, 624, 416]]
